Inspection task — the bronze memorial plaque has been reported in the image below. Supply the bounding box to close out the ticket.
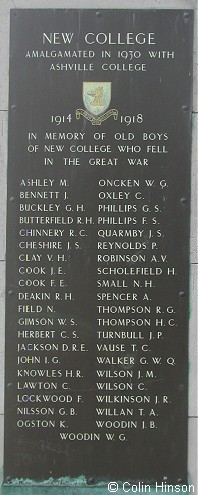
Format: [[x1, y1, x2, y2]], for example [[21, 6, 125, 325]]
[[4, 9, 193, 487]]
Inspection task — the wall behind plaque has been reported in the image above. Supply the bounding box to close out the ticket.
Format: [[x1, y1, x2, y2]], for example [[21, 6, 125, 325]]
[[0, 0, 197, 491]]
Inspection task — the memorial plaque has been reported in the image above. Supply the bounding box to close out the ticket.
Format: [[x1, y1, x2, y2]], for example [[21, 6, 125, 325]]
[[4, 9, 193, 486]]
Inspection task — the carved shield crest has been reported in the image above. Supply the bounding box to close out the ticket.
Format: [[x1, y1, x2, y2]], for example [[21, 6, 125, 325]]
[[83, 82, 111, 117]]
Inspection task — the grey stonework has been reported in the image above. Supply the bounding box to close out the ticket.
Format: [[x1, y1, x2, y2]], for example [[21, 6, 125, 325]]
[[0, 0, 197, 491]]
